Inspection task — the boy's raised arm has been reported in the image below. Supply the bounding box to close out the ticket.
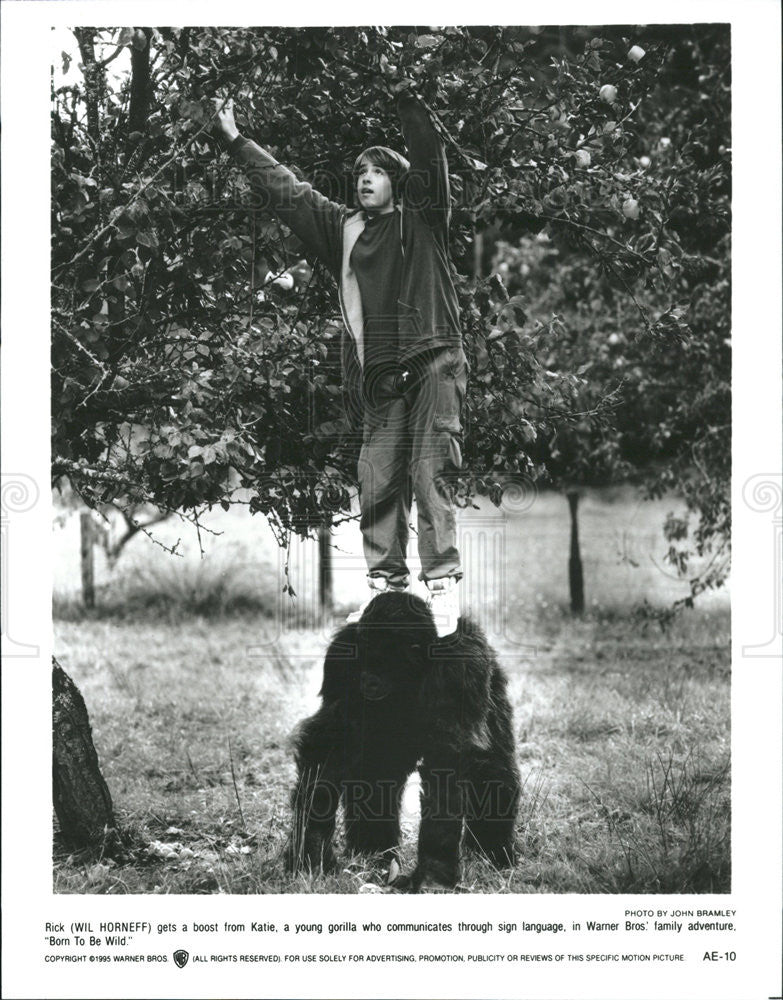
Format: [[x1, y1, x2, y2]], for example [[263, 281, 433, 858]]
[[396, 90, 451, 230], [213, 98, 344, 277]]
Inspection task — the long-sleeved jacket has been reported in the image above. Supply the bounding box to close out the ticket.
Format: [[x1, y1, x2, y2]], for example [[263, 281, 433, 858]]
[[227, 92, 462, 427]]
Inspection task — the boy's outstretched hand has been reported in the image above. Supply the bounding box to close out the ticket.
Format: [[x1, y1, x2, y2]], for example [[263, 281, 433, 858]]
[[212, 97, 239, 143]]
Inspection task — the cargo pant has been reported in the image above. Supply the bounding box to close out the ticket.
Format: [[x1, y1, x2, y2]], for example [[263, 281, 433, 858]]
[[357, 346, 467, 587]]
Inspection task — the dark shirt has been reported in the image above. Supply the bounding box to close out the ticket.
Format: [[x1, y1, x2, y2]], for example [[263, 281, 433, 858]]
[[349, 211, 403, 376], [229, 92, 461, 431]]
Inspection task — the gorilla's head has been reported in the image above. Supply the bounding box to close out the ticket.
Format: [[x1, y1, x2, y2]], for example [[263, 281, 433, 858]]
[[355, 592, 437, 702]]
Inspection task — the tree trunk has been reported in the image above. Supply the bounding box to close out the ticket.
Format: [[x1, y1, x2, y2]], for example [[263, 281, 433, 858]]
[[473, 227, 484, 281], [52, 657, 116, 847], [318, 515, 334, 619], [124, 28, 153, 175], [73, 28, 103, 164], [80, 512, 95, 609], [567, 491, 585, 614]]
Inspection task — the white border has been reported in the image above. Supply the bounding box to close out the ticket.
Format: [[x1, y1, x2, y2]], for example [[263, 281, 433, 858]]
[[2, 3, 781, 999]]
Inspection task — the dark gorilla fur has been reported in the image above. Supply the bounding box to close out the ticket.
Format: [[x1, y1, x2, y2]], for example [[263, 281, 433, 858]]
[[286, 591, 521, 890]]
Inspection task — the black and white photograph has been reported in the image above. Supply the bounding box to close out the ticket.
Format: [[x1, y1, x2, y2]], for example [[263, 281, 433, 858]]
[[2, 3, 781, 999], [49, 19, 733, 895]]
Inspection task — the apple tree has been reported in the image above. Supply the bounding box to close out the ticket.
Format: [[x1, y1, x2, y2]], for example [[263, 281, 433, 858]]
[[52, 25, 729, 601], [485, 24, 730, 609]]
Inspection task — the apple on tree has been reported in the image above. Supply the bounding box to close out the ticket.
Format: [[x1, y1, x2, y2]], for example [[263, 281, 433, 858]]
[[599, 84, 617, 104], [574, 149, 591, 168], [271, 271, 295, 291], [622, 198, 640, 220]]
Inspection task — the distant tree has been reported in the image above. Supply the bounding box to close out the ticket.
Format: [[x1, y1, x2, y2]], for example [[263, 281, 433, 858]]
[[487, 25, 730, 607]]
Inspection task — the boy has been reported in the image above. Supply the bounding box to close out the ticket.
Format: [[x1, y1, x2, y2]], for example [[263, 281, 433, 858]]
[[213, 87, 466, 636]]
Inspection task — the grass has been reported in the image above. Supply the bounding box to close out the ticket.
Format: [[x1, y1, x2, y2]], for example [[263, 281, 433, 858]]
[[52, 487, 730, 894]]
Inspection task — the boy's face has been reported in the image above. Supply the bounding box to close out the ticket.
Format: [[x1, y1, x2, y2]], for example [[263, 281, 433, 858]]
[[355, 159, 395, 214]]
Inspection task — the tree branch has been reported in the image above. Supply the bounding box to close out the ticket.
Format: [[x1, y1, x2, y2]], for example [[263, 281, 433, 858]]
[[52, 111, 220, 277], [96, 44, 126, 70]]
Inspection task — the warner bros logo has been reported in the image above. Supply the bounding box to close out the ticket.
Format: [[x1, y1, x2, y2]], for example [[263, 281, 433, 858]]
[[173, 949, 190, 969]]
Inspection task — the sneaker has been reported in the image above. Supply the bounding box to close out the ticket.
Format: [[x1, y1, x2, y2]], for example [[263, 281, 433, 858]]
[[425, 577, 460, 637], [346, 576, 409, 623]]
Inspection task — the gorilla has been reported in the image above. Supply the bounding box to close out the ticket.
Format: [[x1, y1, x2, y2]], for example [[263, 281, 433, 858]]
[[286, 591, 521, 891]]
